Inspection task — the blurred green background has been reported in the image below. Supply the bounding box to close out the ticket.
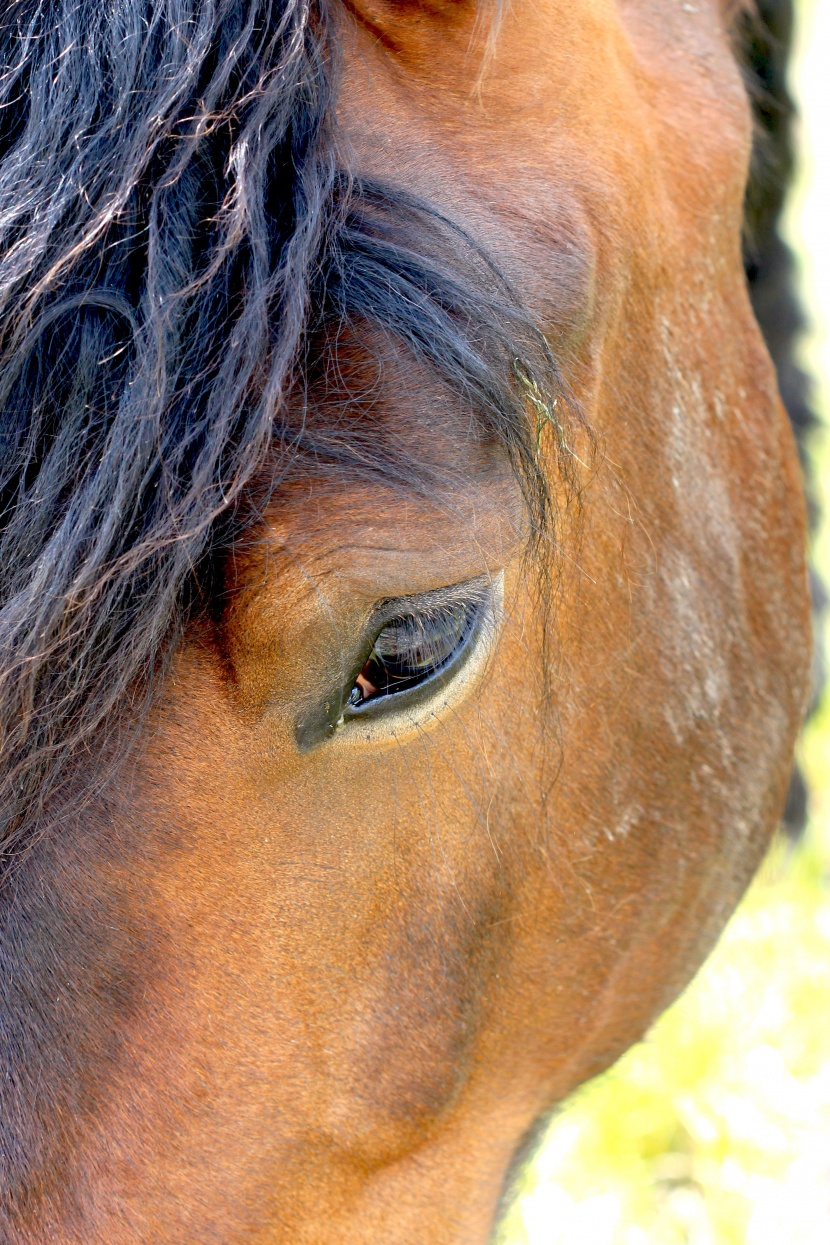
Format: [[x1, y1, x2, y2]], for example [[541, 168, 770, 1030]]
[[499, 3, 830, 1241]]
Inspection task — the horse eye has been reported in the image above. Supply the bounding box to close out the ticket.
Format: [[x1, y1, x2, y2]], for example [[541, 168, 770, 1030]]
[[346, 587, 487, 709]]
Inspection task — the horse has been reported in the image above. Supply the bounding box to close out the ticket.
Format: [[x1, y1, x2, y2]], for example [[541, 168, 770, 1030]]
[[0, 1, 811, 1241]]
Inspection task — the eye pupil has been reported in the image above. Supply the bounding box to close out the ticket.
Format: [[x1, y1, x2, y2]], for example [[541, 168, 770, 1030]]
[[348, 590, 484, 709]]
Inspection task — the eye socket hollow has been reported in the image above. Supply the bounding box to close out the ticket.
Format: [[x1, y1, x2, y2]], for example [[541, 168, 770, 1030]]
[[346, 583, 489, 710]]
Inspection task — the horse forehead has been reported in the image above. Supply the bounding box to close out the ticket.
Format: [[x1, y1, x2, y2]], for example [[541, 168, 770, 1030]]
[[336, 0, 750, 319]]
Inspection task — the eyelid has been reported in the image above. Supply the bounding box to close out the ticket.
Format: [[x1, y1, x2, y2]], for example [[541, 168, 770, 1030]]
[[350, 591, 480, 705], [338, 572, 502, 733], [293, 572, 504, 752]]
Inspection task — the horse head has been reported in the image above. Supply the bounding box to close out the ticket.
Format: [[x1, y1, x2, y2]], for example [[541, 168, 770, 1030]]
[[0, 1, 810, 1240]]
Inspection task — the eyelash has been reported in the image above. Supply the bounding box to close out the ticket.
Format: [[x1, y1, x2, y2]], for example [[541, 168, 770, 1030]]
[[346, 588, 487, 710]]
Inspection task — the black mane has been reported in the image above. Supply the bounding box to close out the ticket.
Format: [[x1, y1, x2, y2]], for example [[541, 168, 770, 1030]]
[[741, 0, 823, 834], [0, 0, 558, 865]]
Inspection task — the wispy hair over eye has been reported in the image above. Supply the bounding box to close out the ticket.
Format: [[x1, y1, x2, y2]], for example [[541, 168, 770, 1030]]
[[0, 0, 563, 863]]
